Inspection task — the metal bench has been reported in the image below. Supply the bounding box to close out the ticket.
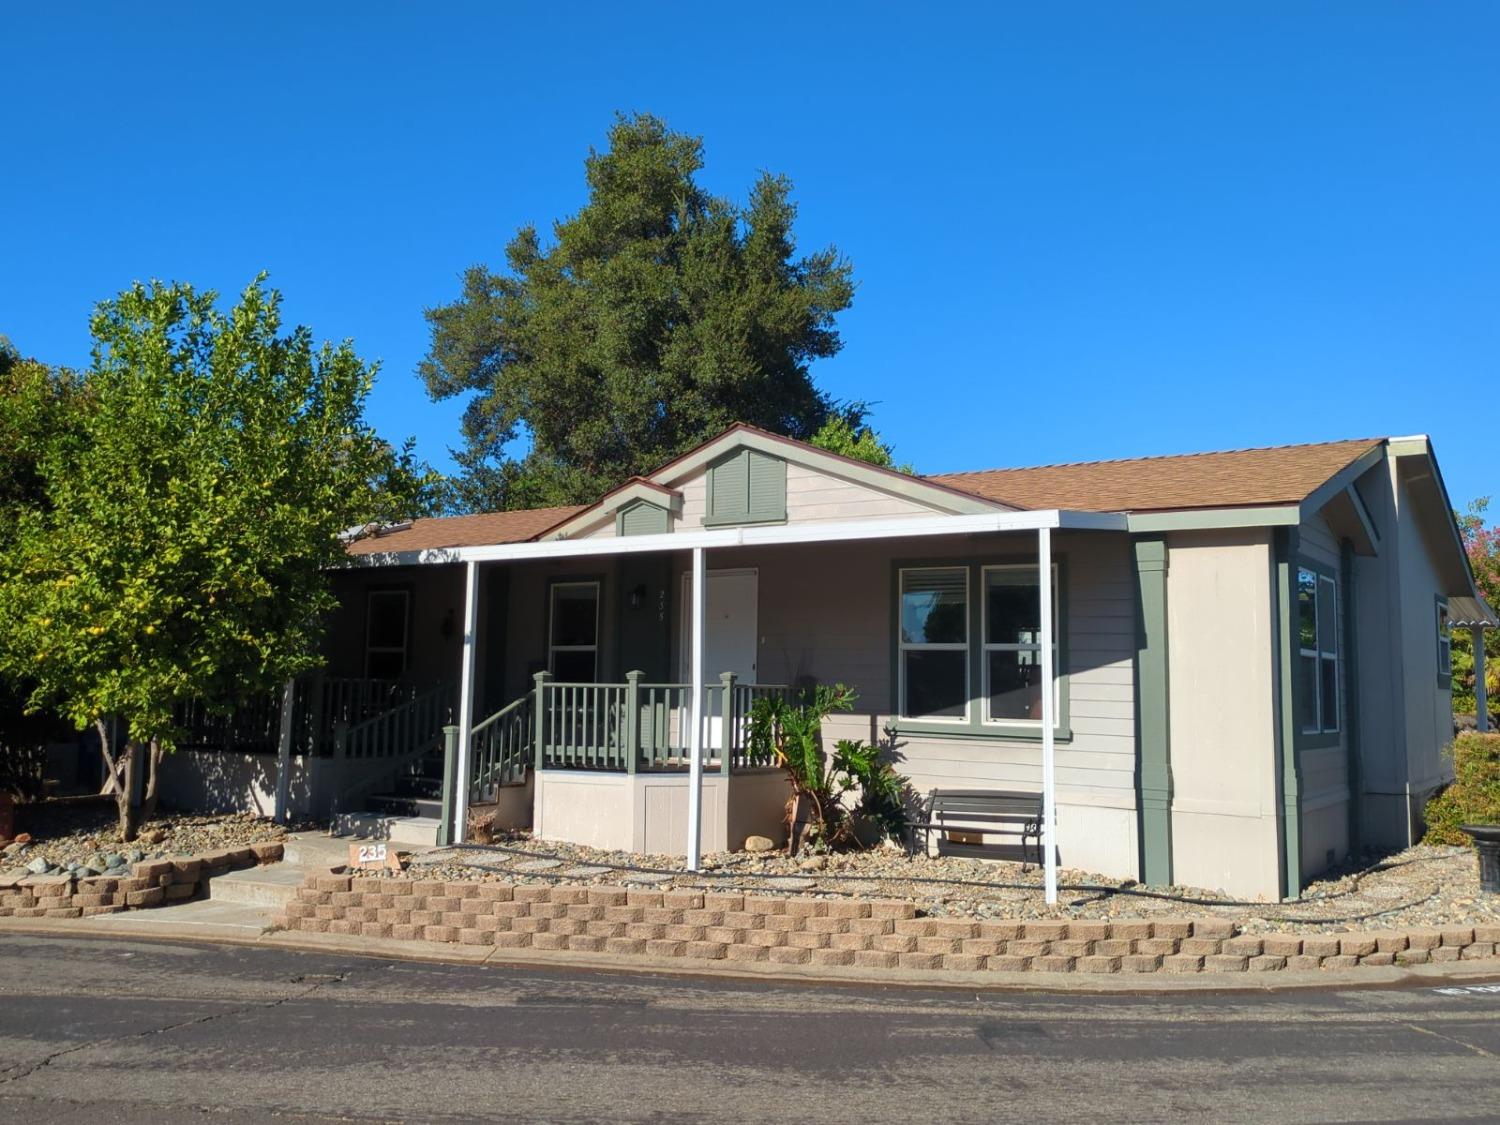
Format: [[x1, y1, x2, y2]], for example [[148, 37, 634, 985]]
[[907, 788, 1044, 868]]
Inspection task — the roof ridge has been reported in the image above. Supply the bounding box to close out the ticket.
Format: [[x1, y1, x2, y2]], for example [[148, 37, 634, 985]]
[[927, 437, 1385, 480]]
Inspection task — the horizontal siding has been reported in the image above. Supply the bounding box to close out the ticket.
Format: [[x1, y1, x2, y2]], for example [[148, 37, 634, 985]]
[[675, 531, 1137, 802]]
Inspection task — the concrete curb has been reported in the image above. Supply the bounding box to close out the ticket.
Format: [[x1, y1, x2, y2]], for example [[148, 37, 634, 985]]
[[3, 914, 1499, 994]]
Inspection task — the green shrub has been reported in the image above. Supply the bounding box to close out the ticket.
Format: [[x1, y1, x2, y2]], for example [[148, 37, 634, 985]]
[[1423, 732, 1500, 846], [745, 683, 909, 851]]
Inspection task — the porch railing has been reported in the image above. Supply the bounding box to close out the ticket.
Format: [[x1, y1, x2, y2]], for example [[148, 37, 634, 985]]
[[335, 682, 450, 762], [531, 672, 793, 774], [173, 676, 415, 757], [469, 692, 534, 801]]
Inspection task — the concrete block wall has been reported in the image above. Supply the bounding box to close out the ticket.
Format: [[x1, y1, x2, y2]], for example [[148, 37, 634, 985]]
[[274, 872, 1500, 976]]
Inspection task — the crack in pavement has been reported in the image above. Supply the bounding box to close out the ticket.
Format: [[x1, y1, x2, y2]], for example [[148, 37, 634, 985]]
[[0, 965, 363, 1087], [1391, 1017, 1498, 1061]]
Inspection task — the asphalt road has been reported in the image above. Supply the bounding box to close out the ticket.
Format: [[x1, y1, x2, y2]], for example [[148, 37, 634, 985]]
[[0, 935, 1497, 1123]]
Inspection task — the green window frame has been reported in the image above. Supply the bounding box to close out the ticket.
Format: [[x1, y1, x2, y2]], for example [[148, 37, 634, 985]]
[[891, 557, 1069, 742], [1295, 561, 1341, 747], [1436, 596, 1452, 684]]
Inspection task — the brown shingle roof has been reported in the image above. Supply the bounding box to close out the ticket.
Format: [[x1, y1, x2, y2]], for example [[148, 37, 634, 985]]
[[342, 435, 1387, 556], [927, 439, 1383, 513], [343, 506, 585, 555]]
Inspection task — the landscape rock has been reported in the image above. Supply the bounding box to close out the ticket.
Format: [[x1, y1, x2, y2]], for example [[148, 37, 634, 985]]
[[743, 836, 775, 853], [26, 857, 52, 875]]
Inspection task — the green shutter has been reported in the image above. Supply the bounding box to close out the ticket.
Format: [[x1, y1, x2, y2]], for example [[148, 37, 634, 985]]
[[708, 452, 749, 523], [746, 451, 787, 522], [705, 449, 786, 526], [617, 500, 669, 536]]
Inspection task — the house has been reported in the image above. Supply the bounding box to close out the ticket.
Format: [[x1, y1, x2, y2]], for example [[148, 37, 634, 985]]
[[161, 425, 1494, 901]]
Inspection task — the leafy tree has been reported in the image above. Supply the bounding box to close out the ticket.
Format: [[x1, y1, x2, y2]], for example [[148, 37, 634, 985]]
[[0, 340, 84, 801], [421, 112, 857, 511], [809, 403, 912, 472], [0, 279, 431, 838], [1453, 498, 1500, 720], [0, 339, 85, 530]]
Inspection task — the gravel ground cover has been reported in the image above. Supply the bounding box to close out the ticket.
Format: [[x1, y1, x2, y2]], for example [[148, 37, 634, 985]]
[[363, 831, 1499, 936], [0, 800, 301, 878]]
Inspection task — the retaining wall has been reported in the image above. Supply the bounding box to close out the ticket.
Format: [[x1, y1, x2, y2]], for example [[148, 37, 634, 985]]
[[274, 872, 1500, 975], [0, 841, 284, 918]]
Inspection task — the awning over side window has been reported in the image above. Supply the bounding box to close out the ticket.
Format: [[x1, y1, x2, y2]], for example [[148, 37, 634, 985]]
[[1449, 596, 1499, 629]]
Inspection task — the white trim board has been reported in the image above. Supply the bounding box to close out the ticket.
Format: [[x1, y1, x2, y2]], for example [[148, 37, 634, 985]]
[[344, 509, 1130, 569]]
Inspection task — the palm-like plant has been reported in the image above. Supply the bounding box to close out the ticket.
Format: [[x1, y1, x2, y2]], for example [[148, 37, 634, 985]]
[[745, 684, 907, 852]]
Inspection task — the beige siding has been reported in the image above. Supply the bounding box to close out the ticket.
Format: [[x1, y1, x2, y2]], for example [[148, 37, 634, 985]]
[[1165, 529, 1283, 899], [665, 531, 1139, 877]]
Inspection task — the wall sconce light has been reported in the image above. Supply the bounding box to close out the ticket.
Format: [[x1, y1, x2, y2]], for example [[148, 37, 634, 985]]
[[629, 584, 647, 610]]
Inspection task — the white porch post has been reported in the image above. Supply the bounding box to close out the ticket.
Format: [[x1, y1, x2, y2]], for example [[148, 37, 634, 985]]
[[687, 546, 707, 870], [273, 678, 295, 824], [1039, 526, 1058, 905], [452, 559, 480, 845], [1475, 625, 1490, 734]]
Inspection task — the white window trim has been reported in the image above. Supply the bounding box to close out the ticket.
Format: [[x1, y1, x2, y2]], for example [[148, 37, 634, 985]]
[[981, 563, 1060, 726], [897, 566, 969, 724], [364, 589, 409, 680], [548, 580, 601, 682]]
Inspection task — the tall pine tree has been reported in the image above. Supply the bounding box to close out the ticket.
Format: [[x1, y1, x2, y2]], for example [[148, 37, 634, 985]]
[[420, 113, 856, 511]]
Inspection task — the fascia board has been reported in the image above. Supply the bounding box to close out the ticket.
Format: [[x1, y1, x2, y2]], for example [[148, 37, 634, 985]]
[[341, 509, 1127, 568]]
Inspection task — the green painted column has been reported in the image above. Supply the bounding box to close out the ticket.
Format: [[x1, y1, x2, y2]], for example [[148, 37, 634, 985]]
[[1340, 540, 1363, 855], [1274, 528, 1303, 899], [1132, 536, 1173, 886]]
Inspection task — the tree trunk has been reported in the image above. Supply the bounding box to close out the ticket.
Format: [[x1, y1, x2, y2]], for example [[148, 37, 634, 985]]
[[117, 741, 141, 842], [140, 737, 163, 825]]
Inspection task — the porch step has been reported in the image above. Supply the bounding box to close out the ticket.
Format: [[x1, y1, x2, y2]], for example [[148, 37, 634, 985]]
[[333, 811, 442, 846], [207, 864, 306, 907], [366, 793, 443, 819], [390, 775, 443, 800]]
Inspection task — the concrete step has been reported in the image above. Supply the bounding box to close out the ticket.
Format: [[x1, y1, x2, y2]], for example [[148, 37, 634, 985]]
[[89, 897, 275, 936], [208, 864, 306, 907], [333, 811, 442, 846], [366, 793, 442, 819]]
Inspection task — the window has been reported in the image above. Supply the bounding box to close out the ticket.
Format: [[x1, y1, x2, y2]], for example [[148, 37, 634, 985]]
[[983, 566, 1059, 722], [549, 581, 600, 682], [1297, 567, 1340, 735], [1437, 598, 1452, 678], [364, 590, 409, 680], [898, 567, 968, 720]]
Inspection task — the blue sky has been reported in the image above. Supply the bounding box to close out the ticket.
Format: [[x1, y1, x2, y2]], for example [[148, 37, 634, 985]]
[[3, 3, 1495, 509]]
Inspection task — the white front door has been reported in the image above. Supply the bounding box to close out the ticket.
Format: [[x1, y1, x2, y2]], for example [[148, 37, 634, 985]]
[[681, 568, 758, 752]]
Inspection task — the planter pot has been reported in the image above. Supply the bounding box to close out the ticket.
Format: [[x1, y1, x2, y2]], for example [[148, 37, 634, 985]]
[[1460, 824, 1500, 895]]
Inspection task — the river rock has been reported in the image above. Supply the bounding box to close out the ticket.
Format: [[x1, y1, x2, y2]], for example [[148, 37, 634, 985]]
[[743, 835, 775, 853]]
